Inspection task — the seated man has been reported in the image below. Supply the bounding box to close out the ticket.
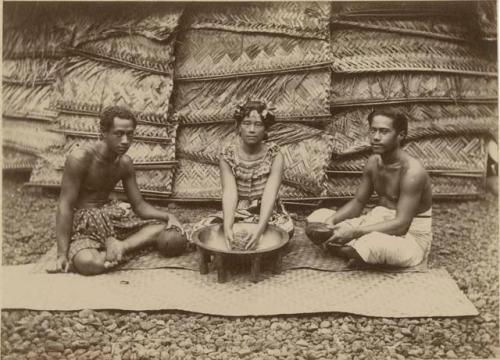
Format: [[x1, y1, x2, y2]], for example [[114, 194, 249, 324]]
[[54, 106, 187, 275], [307, 108, 432, 268]]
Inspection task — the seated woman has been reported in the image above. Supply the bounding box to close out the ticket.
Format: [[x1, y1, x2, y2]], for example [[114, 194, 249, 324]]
[[195, 100, 294, 251]]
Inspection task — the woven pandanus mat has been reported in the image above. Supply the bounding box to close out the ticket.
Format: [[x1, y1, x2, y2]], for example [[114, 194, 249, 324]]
[[3, 24, 71, 59], [29, 156, 175, 195], [329, 135, 487, 173], [172, 158, 313, 200], [3, 119, 65, 155], [330, 73, 498, 108], [176, 125, 333, 195], [56, 57, 173, 124], [34, 226, 426, 275], [175, 29, 330, 80], [70, 35, 175, 75], [29, 158, 63, 187], [5, 265, 477, 317], [330, 2, 471, 41], [331, 18, 469, 42], [330, 29, 497, 75], [331, 1, 471, 18], [173, 70, 331, 124], [475, 0, 497, 41], [56, 113, 177, 144], [177, 123, 324, 164], [325, 173, 485, 199], [3, 83, 59, 121], [64, 136, 176, 163], [2, 148, 38, 171], [327, 104, 497, 155], [56, 3, 184, 45], [3, 59, 65, 85], [281, 134, 334, 195], [115, 169, 174, 195], [185, 2, 330, 40]]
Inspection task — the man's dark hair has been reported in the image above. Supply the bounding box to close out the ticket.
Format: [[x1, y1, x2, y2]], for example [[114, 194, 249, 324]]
[[367, 108, 408, 140], [99, 106, 137, 133]]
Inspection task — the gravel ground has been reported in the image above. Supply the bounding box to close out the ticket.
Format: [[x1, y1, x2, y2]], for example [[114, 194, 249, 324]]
[[2, 176, 499, 360]]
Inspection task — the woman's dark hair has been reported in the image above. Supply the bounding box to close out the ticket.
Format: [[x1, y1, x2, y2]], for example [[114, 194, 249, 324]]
[[100, 105, 137, 133], [367, 108, 408, 142], [233, 100, 275, 129]]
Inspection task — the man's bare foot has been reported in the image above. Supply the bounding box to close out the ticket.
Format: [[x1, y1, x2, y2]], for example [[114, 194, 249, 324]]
[[105, 237, 126, 264]]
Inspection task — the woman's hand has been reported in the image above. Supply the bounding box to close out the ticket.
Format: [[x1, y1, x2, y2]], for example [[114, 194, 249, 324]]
[[244, 231, 262, 251]]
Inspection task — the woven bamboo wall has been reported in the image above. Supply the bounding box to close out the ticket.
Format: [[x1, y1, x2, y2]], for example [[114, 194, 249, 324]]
[[172, 2, 334, 199], [326, 1, 497, 199], [3, 2, 497, 201], [8, 3, 185, 197]]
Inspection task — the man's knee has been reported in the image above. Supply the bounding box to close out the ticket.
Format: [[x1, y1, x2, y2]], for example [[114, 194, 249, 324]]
[[73, 250, 105, 275], [156, 228, 187, 257]]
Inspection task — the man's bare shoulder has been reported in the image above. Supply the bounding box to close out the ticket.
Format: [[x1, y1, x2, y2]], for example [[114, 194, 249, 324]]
[[65, 147, 93, 167], [402, 155, 430, 184], [117, 154, 135, 175]]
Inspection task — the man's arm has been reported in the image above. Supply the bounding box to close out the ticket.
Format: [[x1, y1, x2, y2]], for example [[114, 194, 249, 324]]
[[327, 156, 375, 225], [354, 165, 427, 238], [122, 157, 175, 224], [55, 151, 86, 269]]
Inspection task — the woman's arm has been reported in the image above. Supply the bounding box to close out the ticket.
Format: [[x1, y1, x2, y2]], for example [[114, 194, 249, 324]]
[[220, 157, 238, 247], [245, 151, 284, 249]]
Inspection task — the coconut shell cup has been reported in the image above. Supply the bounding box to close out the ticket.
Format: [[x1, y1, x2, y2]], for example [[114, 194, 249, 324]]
[[305, 222, 334, 246]]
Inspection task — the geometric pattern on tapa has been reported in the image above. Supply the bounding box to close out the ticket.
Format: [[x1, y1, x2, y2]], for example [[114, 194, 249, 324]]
[[173, 70, 331, 124], [71, 35, 175, 75], [325, 173, 484, 199], [176, 122, 324, 165], [2, 118, 65, 155], [3, 265, 478, 317], [56, 57, 173, 123], [329, 135, 487, 172], [175, 29, 330, 80], [57, 113, 177, 143], [172, 158, 314, 200], [327, 104, 497, 155], [185, 2, 330, 40], [3, 58, 65, 85], [3, 83, 59, 121], [330, 73, 498, 107], [330, 29, 497, 75]]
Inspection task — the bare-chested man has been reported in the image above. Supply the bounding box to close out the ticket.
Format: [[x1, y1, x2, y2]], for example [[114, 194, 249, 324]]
[[55, 106, 187, 275], [307, 108, 432, 268]]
